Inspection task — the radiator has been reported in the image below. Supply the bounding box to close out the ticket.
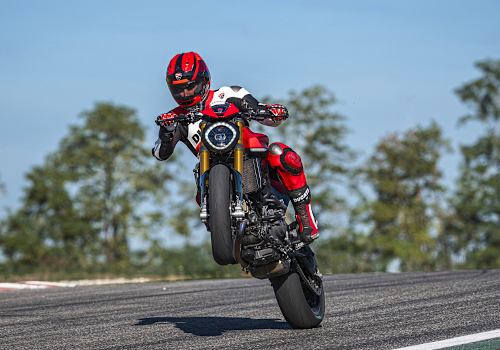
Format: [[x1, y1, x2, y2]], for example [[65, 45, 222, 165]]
[[242, 158, 263, 194]]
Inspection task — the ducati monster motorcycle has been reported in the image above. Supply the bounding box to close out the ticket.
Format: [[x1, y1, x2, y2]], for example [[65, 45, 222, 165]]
[[156, 102, 325, 329]]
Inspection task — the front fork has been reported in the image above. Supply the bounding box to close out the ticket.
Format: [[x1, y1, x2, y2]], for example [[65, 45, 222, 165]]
[[199, 120, 245, 223], [232, 121, 245, 218], [199, 122, 210, 222]]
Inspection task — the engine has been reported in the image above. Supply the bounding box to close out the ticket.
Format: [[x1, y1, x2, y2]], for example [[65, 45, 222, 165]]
[[240, 195, 288, 267]]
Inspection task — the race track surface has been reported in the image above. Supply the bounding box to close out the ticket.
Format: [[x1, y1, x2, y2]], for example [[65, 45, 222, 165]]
[[1, 270, 499, 349]]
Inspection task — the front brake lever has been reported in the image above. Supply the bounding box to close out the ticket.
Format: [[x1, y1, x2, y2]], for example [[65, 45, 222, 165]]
[[242, 110, 266, 121]]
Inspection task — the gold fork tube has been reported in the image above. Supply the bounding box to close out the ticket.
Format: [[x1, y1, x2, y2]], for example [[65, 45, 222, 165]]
[[199, 123, 209, 174], [234, 122, 244, 175]]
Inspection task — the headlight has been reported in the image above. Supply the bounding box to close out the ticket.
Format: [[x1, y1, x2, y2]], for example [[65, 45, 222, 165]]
[[202, 122, 239, 153]]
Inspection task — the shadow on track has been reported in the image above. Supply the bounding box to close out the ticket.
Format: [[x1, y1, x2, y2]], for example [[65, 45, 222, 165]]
[[135, 316, 290, 336]]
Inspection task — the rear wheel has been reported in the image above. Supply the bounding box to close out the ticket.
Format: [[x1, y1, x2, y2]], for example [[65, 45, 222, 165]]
[[270, 252, 325, 329], [209, 164, 235, 265]]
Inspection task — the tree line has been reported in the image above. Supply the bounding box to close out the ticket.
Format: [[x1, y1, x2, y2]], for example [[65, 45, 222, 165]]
[[1, 58, 499, 279]]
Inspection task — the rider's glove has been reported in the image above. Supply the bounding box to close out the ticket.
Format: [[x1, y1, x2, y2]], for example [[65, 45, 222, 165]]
[[156, 112, 177, 132], [266, 104, 289, 120]]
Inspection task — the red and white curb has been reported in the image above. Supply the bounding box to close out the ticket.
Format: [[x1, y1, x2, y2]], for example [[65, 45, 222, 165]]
[[0, 278, 152, 290], [0, 281, 76, 290]]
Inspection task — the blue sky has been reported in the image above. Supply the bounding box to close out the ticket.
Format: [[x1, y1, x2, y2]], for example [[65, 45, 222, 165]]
[[1, 0, 500, 219]]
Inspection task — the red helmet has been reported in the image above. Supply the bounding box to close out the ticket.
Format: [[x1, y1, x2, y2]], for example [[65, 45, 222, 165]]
[[166, 52, 211, 109]]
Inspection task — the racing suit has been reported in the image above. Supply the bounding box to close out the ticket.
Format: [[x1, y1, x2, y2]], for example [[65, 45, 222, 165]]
[[152, 86, 319, 242]]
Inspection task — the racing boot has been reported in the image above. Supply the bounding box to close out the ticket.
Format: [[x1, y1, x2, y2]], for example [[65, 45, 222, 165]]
[[287, 184, 319, 244]]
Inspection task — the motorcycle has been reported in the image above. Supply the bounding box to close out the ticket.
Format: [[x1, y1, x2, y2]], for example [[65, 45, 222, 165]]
[[156, 102, 325, 329]]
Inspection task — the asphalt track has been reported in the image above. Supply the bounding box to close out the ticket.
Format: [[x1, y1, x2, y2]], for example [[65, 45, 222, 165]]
[[1, 270, 499, 350]]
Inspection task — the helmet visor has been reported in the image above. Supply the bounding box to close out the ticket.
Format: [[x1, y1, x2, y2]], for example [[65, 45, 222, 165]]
[[168, 77, 204, 103]]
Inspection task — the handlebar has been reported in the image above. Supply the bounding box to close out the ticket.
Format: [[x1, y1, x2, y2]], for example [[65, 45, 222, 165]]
[[155, 109, 273, 126], [154, 112, 200, 126]]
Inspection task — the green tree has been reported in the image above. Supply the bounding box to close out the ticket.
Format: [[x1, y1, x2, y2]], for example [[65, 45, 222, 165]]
[[0, 102, 173, 273], [167, 179, 203, 242], [54, 102, 173, 268], [0, 162, 98, 273], [447, 59, 500, 269], [361, 122, 450, 272], [0, 172, 5, 195], [137, 240, 243, 279]]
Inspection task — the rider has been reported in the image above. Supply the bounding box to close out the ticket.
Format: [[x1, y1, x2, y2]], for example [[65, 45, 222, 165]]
[[152, 52, 319, 244]]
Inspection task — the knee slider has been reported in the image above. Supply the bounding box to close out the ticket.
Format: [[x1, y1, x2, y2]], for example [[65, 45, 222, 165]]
[[269, 143, 284, 156]]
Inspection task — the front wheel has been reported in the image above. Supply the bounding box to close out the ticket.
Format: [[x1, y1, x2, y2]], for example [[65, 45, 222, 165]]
[[270, 254, 325, 329], [208, 164, 235, 265]]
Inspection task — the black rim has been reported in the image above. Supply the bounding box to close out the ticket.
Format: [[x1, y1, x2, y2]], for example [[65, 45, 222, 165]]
[[296, 257, 323, 315]]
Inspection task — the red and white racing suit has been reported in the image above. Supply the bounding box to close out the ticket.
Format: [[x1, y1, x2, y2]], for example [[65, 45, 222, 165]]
[[153, 86, 319, 242]]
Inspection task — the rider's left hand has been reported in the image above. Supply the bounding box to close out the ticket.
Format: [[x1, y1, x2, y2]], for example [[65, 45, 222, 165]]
[[267, 104, 288, 120]]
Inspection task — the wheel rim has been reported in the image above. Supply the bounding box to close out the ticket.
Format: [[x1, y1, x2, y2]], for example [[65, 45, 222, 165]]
[[296, 258, 323, 316]]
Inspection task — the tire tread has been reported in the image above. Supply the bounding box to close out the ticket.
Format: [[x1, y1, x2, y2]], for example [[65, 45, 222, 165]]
[[270, 263, 325, 329], [209, 165, 234, 265]]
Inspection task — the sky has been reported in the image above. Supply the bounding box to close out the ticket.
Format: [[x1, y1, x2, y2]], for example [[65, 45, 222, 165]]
[[1, 0, 500, 225]]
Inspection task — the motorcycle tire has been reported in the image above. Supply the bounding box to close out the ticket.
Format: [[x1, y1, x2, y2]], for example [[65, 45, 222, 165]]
[[209, 164, 235, 265], [270, 258, 325, 329]]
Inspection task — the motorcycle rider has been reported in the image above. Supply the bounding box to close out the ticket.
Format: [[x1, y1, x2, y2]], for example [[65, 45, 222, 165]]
[[152, 52, 319, 244]]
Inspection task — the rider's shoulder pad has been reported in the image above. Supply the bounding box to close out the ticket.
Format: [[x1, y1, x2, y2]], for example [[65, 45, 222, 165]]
[[215, 86, 251, 100]]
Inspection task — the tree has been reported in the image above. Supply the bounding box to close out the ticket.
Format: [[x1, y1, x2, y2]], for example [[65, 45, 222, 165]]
[[447, 59, 500, 269], [0, 102, 173, 272], [361, 122, 450, 272], [0, 161, 98, 272], [0, 172, 5, 196], [54, 102, 174, 267]]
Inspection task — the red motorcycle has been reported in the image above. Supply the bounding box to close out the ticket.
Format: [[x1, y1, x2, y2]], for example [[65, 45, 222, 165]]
[[156, 102, 325, 329]]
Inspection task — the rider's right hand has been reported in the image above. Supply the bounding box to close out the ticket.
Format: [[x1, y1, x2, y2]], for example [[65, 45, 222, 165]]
[[157, 112, 177, 132]]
